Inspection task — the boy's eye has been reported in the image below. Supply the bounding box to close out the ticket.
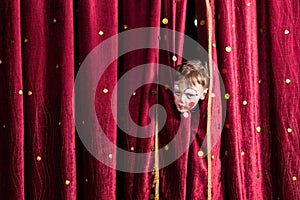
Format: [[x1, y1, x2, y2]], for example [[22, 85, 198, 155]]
[[175, 92, 181, 96]]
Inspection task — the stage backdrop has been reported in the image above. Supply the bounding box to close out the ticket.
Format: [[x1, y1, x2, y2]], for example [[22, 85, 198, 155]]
[[0, 0, 299, 199]]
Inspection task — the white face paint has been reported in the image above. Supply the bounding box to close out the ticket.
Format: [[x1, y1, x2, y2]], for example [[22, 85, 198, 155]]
[[173, 79, 207, 112]]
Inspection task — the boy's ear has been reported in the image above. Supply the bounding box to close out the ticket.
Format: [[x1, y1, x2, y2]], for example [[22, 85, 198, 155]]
[[200, 88, 208, 100]]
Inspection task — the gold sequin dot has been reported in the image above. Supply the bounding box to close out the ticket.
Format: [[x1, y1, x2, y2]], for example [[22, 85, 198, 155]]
[[232, 24, 235, 28], [258, 79, 262, 84], [162, 18, 169, 24], [132, 91, 137, 96], [198, 150, 204, 157], [0, 59, 2, 64], [164, 85, 169, 90], [151, 145, 155, 151], [183, 112, 189, 118], [98, 30, 104, 35], [56, 64, 59, 69], [285, 79, 291, 84], [53, 18, 57, 23], [211, 93, 216, 98], [212, 43, 216, 47], [247, 2, 251, 6], [242, 100, 247, 105], [287, 128, 292, 133], [108, 154, 113, 159], [82, 120, 85, 125], [284, 29, 290, 35], [18, 90, 23, 95], [172, 55, 177, 62], [28, 91, 32, 96], [225, 123, 230, 129], [164, 145, 169, 151], [2, 125, 5, 128], [58, 121, 61, 126], [150, 194, 155, 199], [224, 93, 230, 99], [24, 38, 28, 43], [85, 178, 88, 182], [124, 24, 128, 29], [225, 150, 228, 156], [130, 146, 135, 151], [36, 156, 42, 161], [292, 176, 297, 181], [199, 20, 205, 26], [225, 46, 232, 52], [260, 28, 266, 33], [211, 155, 215, 160], [256, 126, 262, 133], [65, 180, 70, 185], [103, 88, 108, 93], [241, 151, 245, 156], [151, 89, 157, 95], [257, 173, 261, 178]]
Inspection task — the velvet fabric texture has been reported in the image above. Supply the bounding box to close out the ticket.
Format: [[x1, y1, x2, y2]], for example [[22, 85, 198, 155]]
[[0, 0, 299, 199]]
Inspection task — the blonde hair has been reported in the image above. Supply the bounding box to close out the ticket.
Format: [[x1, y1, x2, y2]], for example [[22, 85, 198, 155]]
[[175, 60, 210, 88]]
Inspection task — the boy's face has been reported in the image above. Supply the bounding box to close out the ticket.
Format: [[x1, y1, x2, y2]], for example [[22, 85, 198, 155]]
[[173, 79, 207, 112]]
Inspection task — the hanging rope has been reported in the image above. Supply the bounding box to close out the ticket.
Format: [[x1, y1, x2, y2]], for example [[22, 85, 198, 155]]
[[204, 0, 213, 199]]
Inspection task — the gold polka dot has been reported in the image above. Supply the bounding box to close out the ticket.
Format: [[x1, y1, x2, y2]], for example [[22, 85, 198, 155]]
[[2, 125, 5, 128], [172, 55, 177, 62], [198, 150, 204, 157], [151, 89, 157, 94], [224, 93, 230, 99], [211, 155, 215, 160], [257, 173, 261, 178], [108, 154, 113, 159], [36, 156, 42, 161], [98, 30, 104, 35], [292, 176, 297, 181], [247, 2, 251, 6], [53, 18, 57, 23], [65, 180, 70, 185], [183, 112, 189, 118], [24, 38, 28, 43], [164, 85, 169, 90], [130, 146, 135, 151], [256, 126, 262, 133], [287, 128, 292, 133], [82, 120, 85, 125], [85, 178, 88, 182], [241, 151, 245, 156], [124, 24, 128, 29], [212, 43, 216, 47], [132, 91, 137, 96], [242, 100, 247, 105], [150, 194, 155, 199], [18, 90, 23, 95], [260, 28, 266, 33], [0, 59, 2, 64], [284, 29, 290, 34], [151, 145, 155, 151], [164, 145, 169, 151], [103, 88, 108, 93], [225, 46, 232, 52], [285, 79, 291, 84], [162, 18, 168, 24], [10, 40, 15, 44], [28, 91, 32, 96], [56, 64, 59, 69], [258, 79, 262, 84], [225, 150, 228, 156], [232, 24, 235, 28], [58, 121, 61, 126], [225, 123, 230, 129], [199, 20, 205, 26]]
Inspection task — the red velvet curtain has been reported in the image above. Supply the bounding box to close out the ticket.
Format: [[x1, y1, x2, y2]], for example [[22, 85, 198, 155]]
[[0, 0, 299, 199]]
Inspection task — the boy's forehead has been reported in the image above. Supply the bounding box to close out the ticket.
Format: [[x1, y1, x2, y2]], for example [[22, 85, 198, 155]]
[[175, 79, 198, 88]]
